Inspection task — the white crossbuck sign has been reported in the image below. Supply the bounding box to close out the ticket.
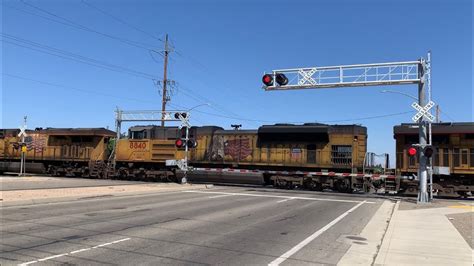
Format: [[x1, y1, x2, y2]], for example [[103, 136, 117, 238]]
[[298, 68, 317, 85], [18, 125, 27, 138], [411, 101, 435, 122]]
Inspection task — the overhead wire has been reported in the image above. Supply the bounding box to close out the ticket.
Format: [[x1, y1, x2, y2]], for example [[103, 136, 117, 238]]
[[2, 35, 417, 126], [5, 2, 420, 126], [2, 73, 159, 105], [6, 1, 154, 50], [3, 72, 209, 125], [80, 0, 163, 43], [2, 33, 247, 122], [1, 34, 157, 80], [3, 72, 414, 126]]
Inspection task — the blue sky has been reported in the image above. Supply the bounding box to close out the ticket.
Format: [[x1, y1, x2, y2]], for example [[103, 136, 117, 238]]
[[1, 0, 472, 161]]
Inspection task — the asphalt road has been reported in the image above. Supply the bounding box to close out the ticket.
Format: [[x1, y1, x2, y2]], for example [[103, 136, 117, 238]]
[[1, 187, 383, 265]]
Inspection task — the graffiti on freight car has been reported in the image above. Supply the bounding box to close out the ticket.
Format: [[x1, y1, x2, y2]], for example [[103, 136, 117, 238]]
[[225, 138, 252, 160], [25, 134, 46, 153], [207, 136, 252, 161]]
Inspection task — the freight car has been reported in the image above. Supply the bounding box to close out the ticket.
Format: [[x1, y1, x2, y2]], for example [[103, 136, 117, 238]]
[[0, 128, 114, 176], [394, 122, 474, 197], [114, 123, 374, 192]]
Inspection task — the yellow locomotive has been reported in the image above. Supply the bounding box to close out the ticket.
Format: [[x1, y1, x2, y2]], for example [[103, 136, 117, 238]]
[[0, 128, 114, 176], [114, 123, 369, 191]]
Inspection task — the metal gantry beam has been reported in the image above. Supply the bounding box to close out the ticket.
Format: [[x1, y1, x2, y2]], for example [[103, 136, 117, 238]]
[[263, 60, 421, 90], [117, 110, 183, 123]]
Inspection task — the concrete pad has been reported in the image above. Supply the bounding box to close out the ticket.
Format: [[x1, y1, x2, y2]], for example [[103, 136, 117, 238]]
[[338, 200, 395, 265], [375, 202, 473, 266]]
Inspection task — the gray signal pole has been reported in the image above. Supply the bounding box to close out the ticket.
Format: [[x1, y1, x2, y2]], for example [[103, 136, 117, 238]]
[[417, 57, 429, 203], [18, 116, 27, 176]]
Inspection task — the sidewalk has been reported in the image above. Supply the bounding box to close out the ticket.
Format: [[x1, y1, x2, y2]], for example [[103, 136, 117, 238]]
[[374, 200, 473, 265]]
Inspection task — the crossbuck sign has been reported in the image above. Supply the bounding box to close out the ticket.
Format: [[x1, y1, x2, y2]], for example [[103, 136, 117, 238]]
[[18, 125, 27, 138], [411, 100, 435, 122]]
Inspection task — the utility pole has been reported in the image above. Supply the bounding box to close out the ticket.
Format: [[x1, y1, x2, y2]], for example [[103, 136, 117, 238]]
[[161, 34, 170, 127]]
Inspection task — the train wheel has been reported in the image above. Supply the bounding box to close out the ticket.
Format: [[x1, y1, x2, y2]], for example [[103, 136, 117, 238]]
[[334, 179, 351, 193]]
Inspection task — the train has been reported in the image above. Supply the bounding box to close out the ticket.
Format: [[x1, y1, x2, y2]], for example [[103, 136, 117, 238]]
[[1, 122, 473, 197], [394, 122, 474, 197]]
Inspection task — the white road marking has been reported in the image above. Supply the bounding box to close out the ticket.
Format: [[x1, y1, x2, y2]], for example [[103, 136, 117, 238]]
[[37, 254, 68, 261], [92, 242, 113, 248], [277, 197, 295, 203], [69, 248, 91, 254], [209, 194, 234, 199], [268, 201, 366, 265], [18, 238, 131, 266], [110, 238, 130, 243], [184, 190, 374, 204]]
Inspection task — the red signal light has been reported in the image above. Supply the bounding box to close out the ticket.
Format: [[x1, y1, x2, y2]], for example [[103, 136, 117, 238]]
[[262, 74, 273, 86], [408, 147, 417, 156], [175, 139, 184, 148]]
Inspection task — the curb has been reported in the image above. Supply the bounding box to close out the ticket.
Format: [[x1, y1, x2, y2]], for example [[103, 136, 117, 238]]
[[373, 200, 400, 265]]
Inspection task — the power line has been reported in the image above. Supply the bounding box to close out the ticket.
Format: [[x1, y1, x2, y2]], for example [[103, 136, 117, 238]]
[[321, 111, 414, 123], [438, 109, 456, 122], [80, 0, 163, 43], [3, 72, 210, 125], [1, 34, 251, 121], [13, 1, 244, 121], [4, 72, 414, 125], [174, 49, 265, 111], [2, 72, 158, 104], [5, 1, 154, 50], [1, 33, 157, 80], [177, 82, 244, 118]]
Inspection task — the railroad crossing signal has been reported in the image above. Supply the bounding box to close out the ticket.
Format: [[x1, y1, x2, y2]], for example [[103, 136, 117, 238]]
[[261, 52, 434, 204], [411, 100, 435, 122], [262, 73, 289, 87]]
